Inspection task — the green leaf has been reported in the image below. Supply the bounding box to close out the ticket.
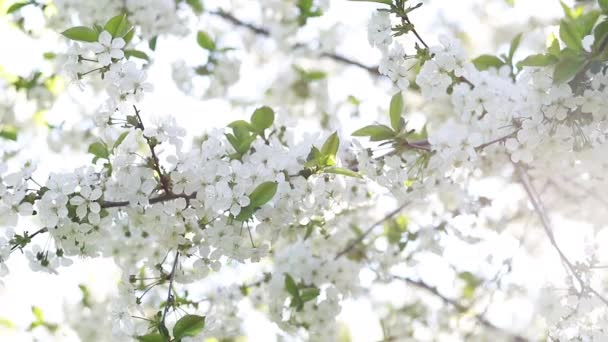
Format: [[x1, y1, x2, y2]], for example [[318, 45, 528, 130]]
[[0, 127, 17, 141], [560, 1, 583, 19], [173, 315, 205, 339], [559, 19, 583, 51], [104, 13, 131, 38], [124, 49, 150, 61], [88, 142, 109, 160], [61, 26, 99, 42], [300, 287, 320, 303], [516, 54, 558, 68], [6, 2, 30, 14], [593, 19, 608, 55], [248, 181, 278, 207], [284, 274, 299, 298], [32, 307, 44, 322], [352, 125, 395, 141], [186, 0, 204, 14], [471, 54, 505, 71], [389, 92, 404, 131], [149, 36, 158, 51], [574, 11, 600, 37], [347, 0, 392, 5], [123, 28, 135, 45], [137, 333, 167, 342], [601, 0, 608, 13], [112, 131, 129, 150], [553, 55, 587, 83], [321, 132, 340, 158], [508, 33, 523, 61], [548, 36, 561, 56], [196, 31, 216, 51], [324, 167, 362, 179], [250, 106, 275, 132]]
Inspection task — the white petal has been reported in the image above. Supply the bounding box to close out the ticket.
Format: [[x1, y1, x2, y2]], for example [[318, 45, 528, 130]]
[[112, 38, 126, 49], [98, 31, 112, 46]]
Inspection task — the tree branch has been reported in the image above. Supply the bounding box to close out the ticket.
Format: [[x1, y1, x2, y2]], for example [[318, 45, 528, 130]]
[[335, 202, 409, 260], [393, 275, 528, 342], [208, 10, 381, 76], [516, 164, 608, 306]]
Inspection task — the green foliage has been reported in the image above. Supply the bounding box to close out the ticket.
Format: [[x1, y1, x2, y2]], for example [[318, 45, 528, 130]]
[[296, 0, 323, 26], [173, 315, 206, 339], [6, 1, 32, 14], [471, 54, 505, 71], [250, 106, 275, 133], [352, 125, 396, 141], [516, 54, 558, 68], [196, 31, 216, 51], [137, 333, 167, 342], [88, 141, 110, 163], [0, 126, 17, 141], [27, 306, 58, 333], [225, 106, 275, 159], [458, 271, 481, 300], [284, 273, 320, 311], [124, 49, 150, 61], [553, 54, 587, 83], [389, 92, 404, 132], [508, 33, 523, 62], [601, 0, 608, 13], [324, 167, 363, 179], [186, 0, 204, 14], [104, 13, 131, 38], [61, 26, 99, 42], [234, 181, 278, 222], [560, 19, 584, 51]]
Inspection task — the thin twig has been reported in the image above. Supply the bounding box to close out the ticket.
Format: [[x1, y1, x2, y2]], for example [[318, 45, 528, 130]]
[[394, 275, 528, 342], [516, 164, 608, 306], [208, 10, 380, 76], [160, 251, 180, 326], [335, 202, 409, 260]]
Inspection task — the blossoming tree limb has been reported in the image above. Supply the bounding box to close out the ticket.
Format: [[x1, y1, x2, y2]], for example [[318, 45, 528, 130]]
[[2, 0, 608, 341]]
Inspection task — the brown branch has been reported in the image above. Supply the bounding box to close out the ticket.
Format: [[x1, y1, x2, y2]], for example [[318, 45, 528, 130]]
[[335, 202, 409, 260], [394, 275, 528, 342], [516, 164, 608, 307], [208, 10, 380, 76], [101, 192, 196, 209]]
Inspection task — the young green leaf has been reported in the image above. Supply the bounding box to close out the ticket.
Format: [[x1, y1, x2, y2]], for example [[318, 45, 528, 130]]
[[299, 287, 320, 303], [324, 167, 362, 179], [196, 31, 216, 51], [553, 55, 586, 83], [601, 0, 608, 13], [559, 20, 583, 51], [548, 36, 561, 56], [248, 181, 278, 207], [112, 131, 130, 151], [471, 54, 505, 71], [0, 127, 18, 141], [124, 50, 150, 61], [88, 142, 110, 160], [186, 0, 204, 14], [389, 92, 404, 131], [284, 274, 299, 298], [352, 125, 395, 141], [6, 2, 31, 14], [250, 106, 275, 132], [321, 132, 340, 158], [61, 27, 99, 42], [508, 33, 523, 61], [136, 334, 167, 342], [516, 54, 558, 68], [173, 315, 205, 340], [104, 13, 131, 38]]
